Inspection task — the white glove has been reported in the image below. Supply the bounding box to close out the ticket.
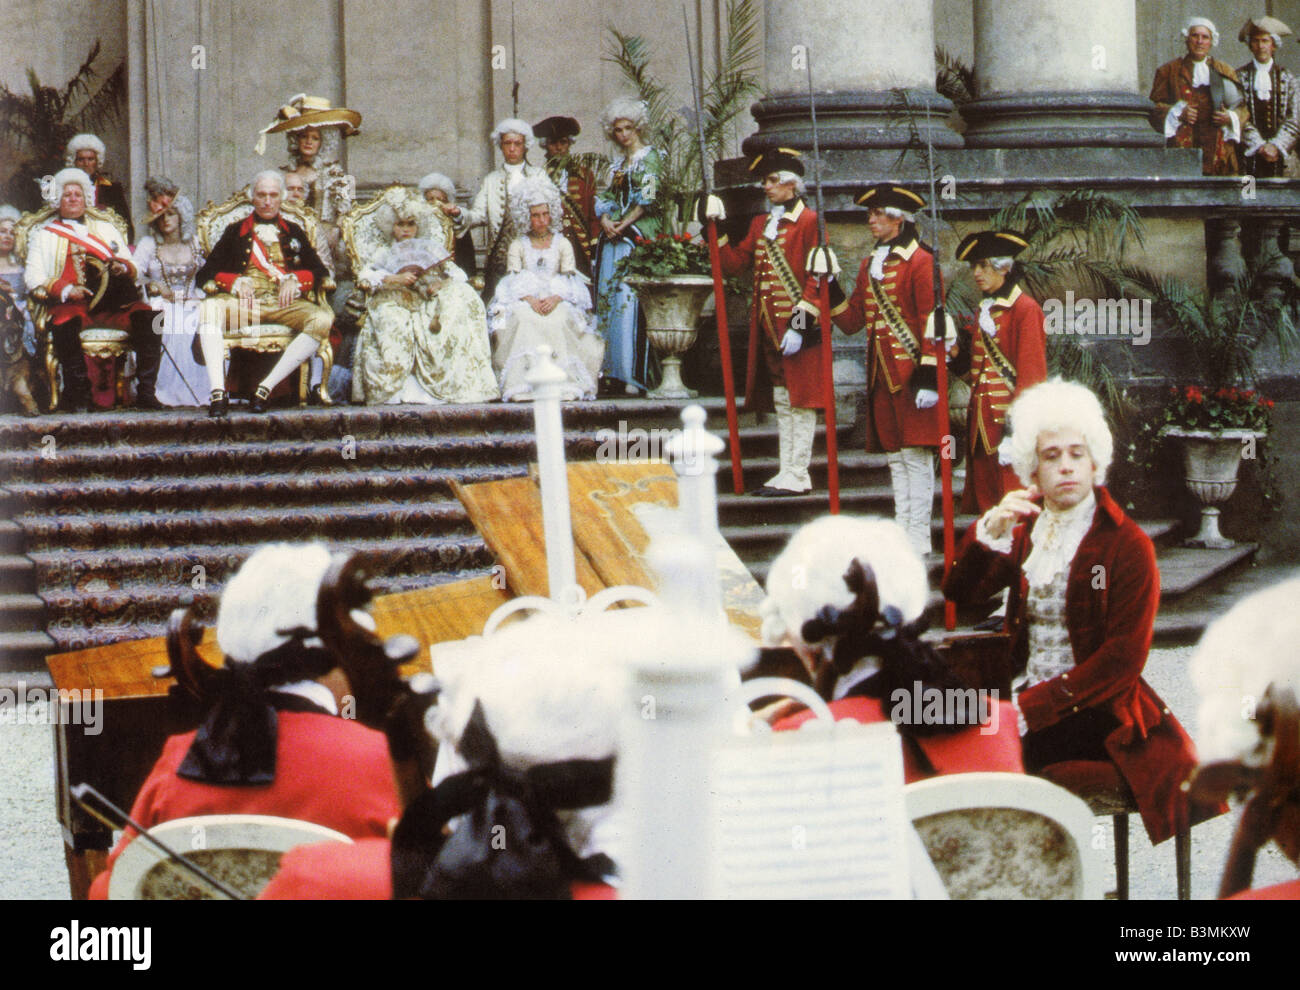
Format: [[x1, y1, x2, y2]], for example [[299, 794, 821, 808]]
[[780, 330, 803, 356], [805, 245, 841, 276], [702, 194, 726, 221], [915, 388, 939, 409]]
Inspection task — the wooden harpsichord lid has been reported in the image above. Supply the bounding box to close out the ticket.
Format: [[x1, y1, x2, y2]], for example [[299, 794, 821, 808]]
[[955, 230, 1030, 263], [747, 147, 805, 177], [854, 184, 926, 213]]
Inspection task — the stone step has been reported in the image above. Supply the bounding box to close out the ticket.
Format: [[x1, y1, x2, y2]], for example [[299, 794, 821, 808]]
[[16, 500, 478, 553], [0, 554, 35, 595], [0, 518, 25, 554], [1156, 544, 1258, 598], [0, 593, 45, 633], [1154, 557, 1285, 644], [0, 630, 56, 673]]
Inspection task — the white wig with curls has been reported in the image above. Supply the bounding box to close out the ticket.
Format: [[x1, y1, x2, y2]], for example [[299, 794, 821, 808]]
[[759, 515, 929, 654], [508, 175, 563, 235], [1191, 575, 1300, 764], [47, 167, 95, 206], [65, 133, 107, 167], [1182, 16, 1219, 46], [418, 172, 457, 202], [1003, 378, 1114, 486], [215, 543, 334, 664], [0, 204, 21, 225], [600, 98, 650, 139], [772, 169, 807, 198], [491, 118, 534, 149]]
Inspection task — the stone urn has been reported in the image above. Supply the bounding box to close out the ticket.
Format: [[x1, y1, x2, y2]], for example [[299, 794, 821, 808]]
[[626, 275, 714, 400], [1162, 426, 1266, 549]]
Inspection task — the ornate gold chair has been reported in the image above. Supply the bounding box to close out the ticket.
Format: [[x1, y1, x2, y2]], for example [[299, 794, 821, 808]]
[[195, 190, 335, 405], [339, 185, 458, 403], [15, 205, 135, 411]]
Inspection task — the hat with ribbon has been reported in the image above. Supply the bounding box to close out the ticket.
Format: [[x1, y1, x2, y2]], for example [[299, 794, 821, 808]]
[[256, 94, 362, 155], [955, 229, 1030, 263], [854, 183, 927, 213]]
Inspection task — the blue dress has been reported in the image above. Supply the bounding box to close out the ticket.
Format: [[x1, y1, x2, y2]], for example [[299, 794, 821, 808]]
[[594, 146, 663, 388]]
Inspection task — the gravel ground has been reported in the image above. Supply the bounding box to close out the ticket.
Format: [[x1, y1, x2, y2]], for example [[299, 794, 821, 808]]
[[0, 646, 1294, 900]]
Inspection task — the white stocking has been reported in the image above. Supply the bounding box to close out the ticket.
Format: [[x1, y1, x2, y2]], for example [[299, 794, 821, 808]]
[[258, 333, 320, 393]]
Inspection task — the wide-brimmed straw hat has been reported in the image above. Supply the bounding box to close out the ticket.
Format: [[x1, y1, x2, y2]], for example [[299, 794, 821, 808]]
[[255, 95, 361, 155]]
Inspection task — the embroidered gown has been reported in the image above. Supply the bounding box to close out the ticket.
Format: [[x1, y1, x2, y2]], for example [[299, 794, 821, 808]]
[[354, 237, 499, 404], [488, 235, 604, 401], [594, 145, 662, 388], [132, 235, 208, 406]]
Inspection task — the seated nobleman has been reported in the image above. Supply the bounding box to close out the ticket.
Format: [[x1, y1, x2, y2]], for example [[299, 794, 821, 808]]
[[760, 514, 1023, 780], [194, 169, 333, 417], [88, 542, 400, 899], [24, 167, 162, 412], [942, 379, 1216, 846], [260, 608, 648, 899], [1190, 575, 1300, 899]]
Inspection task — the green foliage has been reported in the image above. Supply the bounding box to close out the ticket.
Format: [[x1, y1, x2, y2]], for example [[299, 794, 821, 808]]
[[612, 232, 711, 279], [1159, 384, 1273, 432], [0, 41, 126, 209], [603, 0, 761, 232], [934, 47, 975, 106]]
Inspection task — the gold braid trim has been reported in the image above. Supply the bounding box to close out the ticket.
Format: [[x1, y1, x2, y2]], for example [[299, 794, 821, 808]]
[[979, 322, 1017, 392], [867, 274, 921, 365]]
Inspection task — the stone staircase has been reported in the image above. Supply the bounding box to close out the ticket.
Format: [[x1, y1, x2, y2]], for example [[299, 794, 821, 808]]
[[0, 396, 1258, 672]]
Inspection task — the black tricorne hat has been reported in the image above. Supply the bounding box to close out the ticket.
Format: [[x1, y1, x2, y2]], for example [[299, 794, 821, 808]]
[[534, 116, 581, 141], [747, 147, 805, 178], [955, 230, 1030, 263], [854, 184, 926, 214]]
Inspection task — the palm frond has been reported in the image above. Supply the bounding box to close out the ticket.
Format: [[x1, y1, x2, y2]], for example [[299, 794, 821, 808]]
[[934, 46, 975, 105]]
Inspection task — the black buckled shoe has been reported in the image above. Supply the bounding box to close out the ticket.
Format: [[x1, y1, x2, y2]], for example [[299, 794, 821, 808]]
[[208, 389, 229, 418], [135, 391, 165, 411], [249, 385, 271, 414]]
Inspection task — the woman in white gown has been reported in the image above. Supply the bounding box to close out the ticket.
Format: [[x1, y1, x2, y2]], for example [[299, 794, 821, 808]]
[[353, 198, 499, 404], [132, 189, 208, 407], [488, 177, 603, 401]]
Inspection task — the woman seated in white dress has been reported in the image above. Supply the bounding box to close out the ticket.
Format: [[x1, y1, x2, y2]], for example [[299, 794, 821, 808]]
[[488, 177, 603, 401], [132, 184, 208, 407], [353, 197, 499, 405]]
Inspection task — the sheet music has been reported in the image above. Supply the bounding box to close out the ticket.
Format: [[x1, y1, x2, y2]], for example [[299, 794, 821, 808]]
[[710, 719, 910, 899]]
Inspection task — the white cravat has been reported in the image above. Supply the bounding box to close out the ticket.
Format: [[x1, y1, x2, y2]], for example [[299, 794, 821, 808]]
[[1253, 60, 1273, 99], [978, 298, 998, 337], [1191, 59, 1210, 87], [868, 244, 892, 281], [763, 204, 786, 241], [1021, 489, 1097, 589], [504, 162, 526, 189]]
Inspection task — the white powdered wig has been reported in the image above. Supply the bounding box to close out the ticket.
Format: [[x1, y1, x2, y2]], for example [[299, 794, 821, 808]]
[[418, 172, 457, 202], [1191, 575, 1300, 764], [600, 98, 649, 139], [760, 515, 929, 651], [772, 169, 806, 197], [508, 174, 563, 235], [491, 118, 535, 150], [1004, 378, 1114, 487], [65, 132, 107, 167], [0, 204, 22, 225], [882, 205, 916, 224], [216, 543, 334, 663], [1182, 16, 1219, 47], [988, 256, 1015, 273], [48, 167, 94, 205]]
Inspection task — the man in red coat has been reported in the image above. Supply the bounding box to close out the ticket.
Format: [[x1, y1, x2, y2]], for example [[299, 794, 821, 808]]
[[943, 380, 1210, 845], [715, 149, 841, 496], [833, 184, 943, 554], [88, 542, 400, 899], [954, 230, 1047, 513]]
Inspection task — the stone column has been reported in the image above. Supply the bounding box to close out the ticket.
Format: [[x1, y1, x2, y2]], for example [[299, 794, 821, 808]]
[[963, 0, 1161, 147], [746, 0, 960, 153]]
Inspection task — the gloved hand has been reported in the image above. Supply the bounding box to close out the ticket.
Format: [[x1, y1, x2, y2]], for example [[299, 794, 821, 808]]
[[915, 388, 939, 409], [697, 194, 726, 223], [806, 245, 841, 276], [780, 330, 803, 356]]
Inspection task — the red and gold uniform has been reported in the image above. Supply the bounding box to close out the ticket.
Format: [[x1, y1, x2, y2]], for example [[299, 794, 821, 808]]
[[719, 198, 831, 412], [963, 283, 1047, 512], [546, 157, 599, 278], [833, 236, 943, 451]]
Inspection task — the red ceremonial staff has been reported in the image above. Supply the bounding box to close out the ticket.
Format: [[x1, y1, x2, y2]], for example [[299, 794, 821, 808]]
[[684, 7, 744, 494], [919, 99, 957, 630], [802, 53, 840, 513]]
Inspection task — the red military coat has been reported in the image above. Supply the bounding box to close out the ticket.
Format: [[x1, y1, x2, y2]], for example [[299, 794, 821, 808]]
[[548, 159, 598, 277], [833, 238, 942, 450], [962, 283, 1048, 513], [88, 710, 400, 899], [718, 199, 829, 411], [942, 486, 1216, 844], [1148, 55, 1247, 176]]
